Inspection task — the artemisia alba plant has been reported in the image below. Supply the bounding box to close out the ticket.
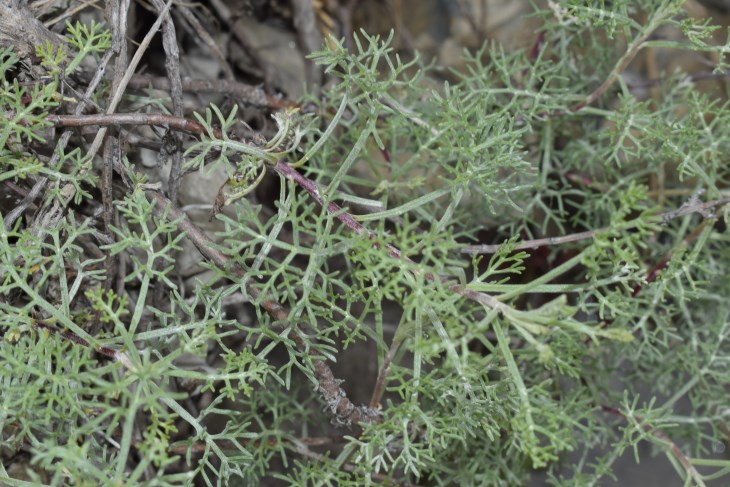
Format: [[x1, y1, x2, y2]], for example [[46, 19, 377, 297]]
[[2, 2, 730, 486]]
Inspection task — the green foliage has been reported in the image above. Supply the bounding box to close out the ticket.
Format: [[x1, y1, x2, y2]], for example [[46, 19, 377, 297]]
[[1, 32, 96, 201], [3, 3, 730, 486]]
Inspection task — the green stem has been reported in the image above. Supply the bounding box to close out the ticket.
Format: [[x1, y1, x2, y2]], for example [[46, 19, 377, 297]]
[[496, 250, 587, 301], [492, 318, 541, 465]]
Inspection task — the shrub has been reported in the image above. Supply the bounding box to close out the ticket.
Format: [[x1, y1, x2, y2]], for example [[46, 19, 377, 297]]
[[2, 2, 730, 485]]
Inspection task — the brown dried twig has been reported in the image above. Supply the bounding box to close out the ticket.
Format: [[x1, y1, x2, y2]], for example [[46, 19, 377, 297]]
[[460, 195, 729, 255], [602, 406, 706, 486], [100, 0, 130, 330], [45, 112, 216, 136], [368, 336, 402, 409], [127, 74, 296, 110], [149, 0, 185, 205]]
